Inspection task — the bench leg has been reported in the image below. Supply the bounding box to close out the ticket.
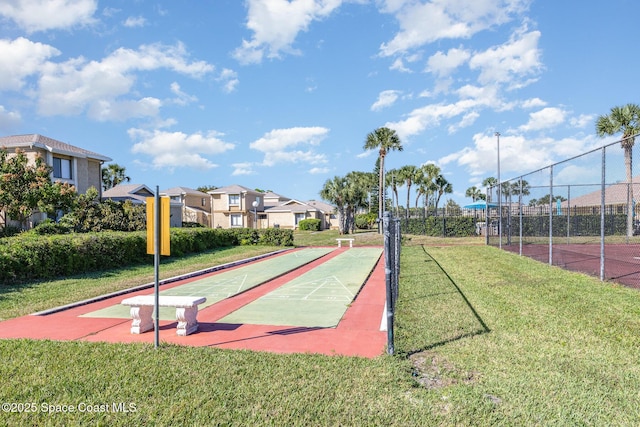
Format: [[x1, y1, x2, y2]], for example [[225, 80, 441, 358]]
[[175, 306, 199, 336], [129, 305, 154, 334], [349, 240, 353, 248], [337, 240, 341, 248]]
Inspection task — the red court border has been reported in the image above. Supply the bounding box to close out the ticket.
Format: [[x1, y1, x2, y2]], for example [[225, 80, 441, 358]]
[[0, 247, 387, 358]]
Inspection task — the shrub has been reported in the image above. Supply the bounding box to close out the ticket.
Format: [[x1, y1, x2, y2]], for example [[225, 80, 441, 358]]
[[0, 226, 295, 284], [297, 218, 321, 231], [355, 213, 378, 229]]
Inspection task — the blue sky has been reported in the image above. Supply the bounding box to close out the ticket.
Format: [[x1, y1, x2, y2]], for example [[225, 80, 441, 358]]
[[1, 0, 639, 205]]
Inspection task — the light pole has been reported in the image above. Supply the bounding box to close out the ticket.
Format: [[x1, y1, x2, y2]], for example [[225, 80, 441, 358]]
[[252, 200, 258, 229], [495, 131, 502, 249]]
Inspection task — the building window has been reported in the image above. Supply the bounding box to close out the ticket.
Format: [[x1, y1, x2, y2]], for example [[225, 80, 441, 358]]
[[229, 194, 240, 205], [201, 198, 206, 206], [230, 214, 242, 227], [294, 213, 305, 225], [53, 157, 72, 179]]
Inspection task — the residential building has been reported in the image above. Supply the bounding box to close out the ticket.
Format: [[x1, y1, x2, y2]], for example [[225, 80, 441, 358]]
[[103, 183, 182, 227], [0, 133, 111, 228], [265, 199, 335, 230], [161, 187, 211, 227], [209, 185, 264, 229]]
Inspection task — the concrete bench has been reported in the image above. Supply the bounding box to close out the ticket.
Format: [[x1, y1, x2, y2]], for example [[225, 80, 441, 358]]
[[336, 238, 354, 248], [121, 295, 206, 336]]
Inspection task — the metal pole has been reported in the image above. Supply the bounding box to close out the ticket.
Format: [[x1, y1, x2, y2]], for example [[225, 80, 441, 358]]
[[154, 186, 160, 348], [496, 132, 502, 249], [383, 211, 394, 355], [600, 148, 606, 281], [519, 177, 523, 256], [549, 166, 553, 266]]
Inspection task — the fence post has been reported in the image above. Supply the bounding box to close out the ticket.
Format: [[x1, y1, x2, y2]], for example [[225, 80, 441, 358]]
[[549, 165, 553, 265], [600, 147, 606, 281], [383, 211, 395, 355]]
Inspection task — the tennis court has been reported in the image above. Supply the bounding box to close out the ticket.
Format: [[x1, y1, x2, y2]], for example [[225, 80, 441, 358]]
[[502, 242, 640, 288]]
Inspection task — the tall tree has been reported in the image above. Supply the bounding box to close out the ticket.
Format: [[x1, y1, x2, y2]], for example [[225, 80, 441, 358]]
[[433, 174, 453, 215], [320, 176, 348, 234], [363, 127, 403, 224], [465, 186, 483, 202], [596, 103, 640, 237], [385, 169, 400, 216], [102, 163, 131, 190], [398, 165, 421, 221], [482, 177, 498, 202], [415, 163, 440, 215]]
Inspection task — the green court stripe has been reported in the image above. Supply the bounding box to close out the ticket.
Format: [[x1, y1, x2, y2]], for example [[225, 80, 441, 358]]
[[80, 247, 334, 320], [219, 247, 382, 328]]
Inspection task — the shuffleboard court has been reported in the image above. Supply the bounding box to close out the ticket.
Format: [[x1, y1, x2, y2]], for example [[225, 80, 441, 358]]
[[219, 247, 383, 328], [81, 247, 334, 320]]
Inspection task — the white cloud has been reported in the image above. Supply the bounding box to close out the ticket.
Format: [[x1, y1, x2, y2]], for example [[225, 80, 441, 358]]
[[0, 0, 98, 33], [232, 162, 256, 176], [519, 107, 566, 132], [521, 97, 546, 109], [426, 47, 470, 77], [250, 126, 329, 166], [469, 27, 543, 88], [169, 82, 198, 106], [371, 90, 401, 111], [217, 68, 239, 93], [129, 129, 235, 170], [570, 113, 595, 129], [309, 167, 330, 174], [0, 105, 21, 129], [123, 16, 147, 28], [0, 37, 60, 91], [379, 0, 529, 57], [37, 42, 214, 119], [233, 0, 343, 64]]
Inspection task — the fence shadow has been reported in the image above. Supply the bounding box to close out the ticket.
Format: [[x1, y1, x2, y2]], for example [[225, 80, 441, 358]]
[[402, 245, 491, 356]]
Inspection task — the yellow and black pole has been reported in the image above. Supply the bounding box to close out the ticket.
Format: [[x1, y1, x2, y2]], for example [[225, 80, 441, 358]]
[[146, 187, 170, 348]]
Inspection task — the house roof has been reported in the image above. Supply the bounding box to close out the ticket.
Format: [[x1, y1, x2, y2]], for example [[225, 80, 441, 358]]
[[560, 177, 640, 207], [161, 186, 209, 197], [0, 134, 112, 162], [208, 184, 261, 195], [265, 199, 332, 214], [103, 184, 154, 204], [305, 200, 334, 213]]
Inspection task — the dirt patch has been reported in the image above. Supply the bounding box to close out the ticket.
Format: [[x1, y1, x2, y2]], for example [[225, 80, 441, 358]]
[[409, 351, 478, 390]]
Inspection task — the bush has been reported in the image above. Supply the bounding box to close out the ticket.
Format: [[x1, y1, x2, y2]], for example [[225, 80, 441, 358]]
[[355, 213, 378, 229], [0, 227, 295, 284], [297, 219, 321, 231]]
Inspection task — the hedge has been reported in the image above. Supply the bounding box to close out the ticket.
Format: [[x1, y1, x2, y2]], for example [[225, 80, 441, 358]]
[[400, 216, 476, 237], [297, 218, 321, 231], [0, 227, 294, 285]]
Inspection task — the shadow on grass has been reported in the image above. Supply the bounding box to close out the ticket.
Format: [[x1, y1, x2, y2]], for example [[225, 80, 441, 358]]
[[402, 245, 491, 357]]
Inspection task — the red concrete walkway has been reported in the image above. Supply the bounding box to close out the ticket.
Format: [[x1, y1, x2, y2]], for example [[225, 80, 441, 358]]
[[0, 247, 388, 358]]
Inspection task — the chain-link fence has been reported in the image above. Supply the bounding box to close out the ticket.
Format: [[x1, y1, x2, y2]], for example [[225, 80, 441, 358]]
[[383, 211, 401, 354], [487, 134, 640, 288]]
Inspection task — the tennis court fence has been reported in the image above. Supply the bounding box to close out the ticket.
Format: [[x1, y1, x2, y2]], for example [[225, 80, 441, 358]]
[[487, 134, 640, 288], [383, 211, 401, 354]]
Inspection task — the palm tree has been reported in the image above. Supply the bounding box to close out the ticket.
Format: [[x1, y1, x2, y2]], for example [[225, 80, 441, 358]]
[[385, 168, 401, 216], [596, 103, 640, 237], [465, 186, 482, 202], [415, 163, 440, 215], [482, 177, 498, 202], [397, 165, 421, 221], [433, 174, 453, 215], [102, 163, 131, 190], [363, 127, 403, 224], [320, 176, 348, 234]]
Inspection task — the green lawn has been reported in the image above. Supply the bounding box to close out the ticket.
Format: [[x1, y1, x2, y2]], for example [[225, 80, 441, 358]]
[[1, 236, 639, 425]]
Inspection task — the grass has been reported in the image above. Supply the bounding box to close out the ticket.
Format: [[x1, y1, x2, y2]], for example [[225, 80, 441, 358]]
[[1, 235, 640, 425]]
